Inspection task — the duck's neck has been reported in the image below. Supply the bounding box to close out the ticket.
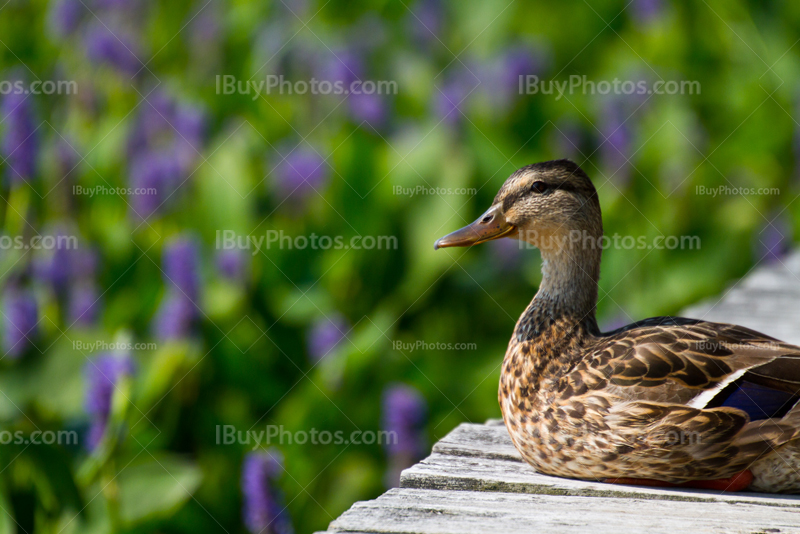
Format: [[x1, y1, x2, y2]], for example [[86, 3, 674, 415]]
[[514, 240, 601, 342]]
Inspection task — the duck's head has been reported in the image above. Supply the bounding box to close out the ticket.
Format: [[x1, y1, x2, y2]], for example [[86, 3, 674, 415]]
[[434, 159, 602, 253]]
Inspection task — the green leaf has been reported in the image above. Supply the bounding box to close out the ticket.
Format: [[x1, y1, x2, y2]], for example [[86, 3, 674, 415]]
[[117, 456, 202, 525]]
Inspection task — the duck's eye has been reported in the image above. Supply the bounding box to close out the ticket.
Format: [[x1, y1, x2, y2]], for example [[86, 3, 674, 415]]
[[530, 181, 549, 194]]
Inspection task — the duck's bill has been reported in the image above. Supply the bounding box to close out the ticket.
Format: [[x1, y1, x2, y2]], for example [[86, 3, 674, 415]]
[[434, 206, 516, 249]]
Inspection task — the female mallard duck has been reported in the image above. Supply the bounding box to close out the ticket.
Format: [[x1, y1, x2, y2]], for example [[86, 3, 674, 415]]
[[435, 159, 800, 493]]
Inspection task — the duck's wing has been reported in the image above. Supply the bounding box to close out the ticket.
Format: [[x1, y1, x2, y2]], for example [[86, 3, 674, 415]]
[[578, 317, 800, 481], [593, 316, 800, 412]]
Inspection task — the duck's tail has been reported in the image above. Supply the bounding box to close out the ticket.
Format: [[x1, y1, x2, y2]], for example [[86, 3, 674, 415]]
[[748, 399, 800, 493]]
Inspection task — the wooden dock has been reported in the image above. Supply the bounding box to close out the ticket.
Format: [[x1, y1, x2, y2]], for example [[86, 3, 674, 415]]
[[318, 252, 800, 533]]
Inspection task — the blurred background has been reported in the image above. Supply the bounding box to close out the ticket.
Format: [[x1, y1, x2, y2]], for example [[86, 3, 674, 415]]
[[0, 0, 799, 532]]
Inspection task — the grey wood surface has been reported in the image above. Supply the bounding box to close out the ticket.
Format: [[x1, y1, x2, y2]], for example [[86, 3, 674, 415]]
[[318, 251, 800, 533], [324, 488, 800, 534]]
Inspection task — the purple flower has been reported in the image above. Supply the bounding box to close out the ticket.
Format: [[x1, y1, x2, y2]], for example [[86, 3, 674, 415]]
[[48, 0, 86, 37], [348, 92, 388, 130], [56, 138, 80, 183], [318, 49, 363, 87], [434, 74, 475, 126], [128, 151, 182, 219], [162, 237, 200, 301], [128, 91, 174, 157], [216, 249, 249, 282], [272, 147, 329, 204], [69, 283, 101, 326], [631, 0, 663, 24], [599, 98, 633, 187], [501, 45, 546, 96], [83, 23, 142, 75], [488, 238, 522, 271], [187, 4, 221, 47], [600, 314, 631, 333], [84, 353, 135, 449], [551, 119, 586, 160], [754, 212, 792, 264], [241, 450, 293, 534], [154, 294, 198, 340], [32, 225, 75, 297], [307, 314, 350, 363], [128, 92, 206, 185], [1, 91, 39, 185], [72, 248, 99, 280], [382, 384, 427, 457], [2, 288, 39, 360], [94, 0, 140, 9], [408, 0, 444, 47], [173, 103, 207, 170]]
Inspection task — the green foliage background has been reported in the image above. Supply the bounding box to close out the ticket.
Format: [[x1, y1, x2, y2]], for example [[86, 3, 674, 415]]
[[0, 0, 799, 532]]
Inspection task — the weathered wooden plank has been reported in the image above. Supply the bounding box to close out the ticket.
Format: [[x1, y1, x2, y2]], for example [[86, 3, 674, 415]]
[[404, 423, 800, 507], [430, 422, 521, 461], [325, 488, 800, 534]]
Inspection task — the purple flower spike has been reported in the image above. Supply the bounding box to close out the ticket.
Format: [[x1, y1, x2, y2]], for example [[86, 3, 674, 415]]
[[56, 138, 80, 183], [69, 283, 101, 327], [48, 0, 85, 38], [631, 0, 663, 24], [84, 23, 142, 75], [502, 45, 546, 95], [434, 74, 474, 126], [128, 151, 182, 219], [551, 119, 585, 160], [348, 92, 387, 130], [1, 91, 39, 185], [84, 353, 135, 449], [599, 98, 633, 187], [216, 249, 249, 282], [241, 450, 294, 534], [2, 288, 39, 360], [154, 294, 198, 340], [173, 104, 207, 171], [162, 237, 200, 301], [488, 238, 522, 271], [272, 147, 329, 205], [307, 314, 350, 363], [318, 49, 363, 87], [32, 225, 76, 297], [382, 384, 427, 457], [408, 0, 444, 47], [755, 213, 793, 264]]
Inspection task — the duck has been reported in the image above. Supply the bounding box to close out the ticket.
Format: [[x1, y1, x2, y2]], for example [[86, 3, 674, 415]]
[[434, 159, 800, 493]]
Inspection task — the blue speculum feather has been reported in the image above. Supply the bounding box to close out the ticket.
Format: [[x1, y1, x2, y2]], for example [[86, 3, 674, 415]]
[[720, 381, 798, 420]]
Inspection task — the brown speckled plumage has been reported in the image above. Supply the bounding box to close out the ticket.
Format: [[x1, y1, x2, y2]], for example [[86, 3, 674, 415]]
[[437, 159, 800, 493]]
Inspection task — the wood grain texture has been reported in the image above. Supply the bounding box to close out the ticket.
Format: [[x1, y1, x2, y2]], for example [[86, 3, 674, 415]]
[[325, 488, 800, 534], [403, 426, 800, 507]]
